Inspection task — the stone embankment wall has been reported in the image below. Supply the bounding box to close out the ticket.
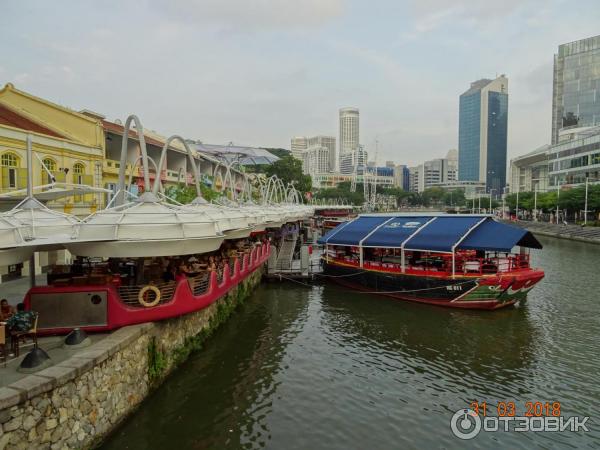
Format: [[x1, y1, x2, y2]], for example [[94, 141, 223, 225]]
[[0, 267, 263, 450], [506, 220, 600, 245]]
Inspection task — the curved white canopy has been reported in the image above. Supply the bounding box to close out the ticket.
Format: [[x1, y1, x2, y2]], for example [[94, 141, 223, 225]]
[[2, 197, 80, 248], [66, 194, 224, 258], [0, 214, 34, 265]]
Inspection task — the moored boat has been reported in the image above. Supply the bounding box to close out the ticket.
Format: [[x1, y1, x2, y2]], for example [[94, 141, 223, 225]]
[[318, 213, 545, 310]]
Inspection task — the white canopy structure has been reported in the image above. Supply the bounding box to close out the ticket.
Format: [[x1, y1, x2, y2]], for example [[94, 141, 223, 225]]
[[154, 135, 253, 240], [65, 116, 225, 258], [65, 194, 224, 258], [0, 214, 34, 266]]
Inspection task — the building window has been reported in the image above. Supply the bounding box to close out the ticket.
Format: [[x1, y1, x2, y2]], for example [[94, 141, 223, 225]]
[[73, 163, 85, 184], [1, 152, 20, 189], [42, 158, 57, 184]]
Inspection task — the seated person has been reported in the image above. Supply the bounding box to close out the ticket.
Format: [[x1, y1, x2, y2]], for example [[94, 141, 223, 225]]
[[162, 264, 176, 282], [6, 303, 36, 333], [0, 299, 15, 321]]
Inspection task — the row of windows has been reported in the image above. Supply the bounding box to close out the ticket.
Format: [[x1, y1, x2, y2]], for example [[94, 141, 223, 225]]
[[548, 152, 600, 172], [1, 152, 86, 173]]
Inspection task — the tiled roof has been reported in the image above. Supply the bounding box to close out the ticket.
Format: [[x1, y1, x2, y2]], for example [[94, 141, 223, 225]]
[[102, 120, 166, 148], [0, 103, 65, 138]]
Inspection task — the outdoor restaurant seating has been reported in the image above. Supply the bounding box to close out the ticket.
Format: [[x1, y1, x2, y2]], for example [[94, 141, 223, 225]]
[[10, 312, 39, 357]]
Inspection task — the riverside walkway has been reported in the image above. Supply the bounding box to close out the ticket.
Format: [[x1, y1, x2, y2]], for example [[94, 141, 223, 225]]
[[506, 220, 600, 245]]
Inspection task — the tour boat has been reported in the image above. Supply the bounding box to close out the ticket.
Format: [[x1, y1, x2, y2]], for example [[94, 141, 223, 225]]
[[318, 214, 545, 310]]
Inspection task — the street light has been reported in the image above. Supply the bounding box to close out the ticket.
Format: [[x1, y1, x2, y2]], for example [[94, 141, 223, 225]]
[[533, 185, 538, 222], [489, 189, 495, 213], [555, 179, 562, 224], [584, 176, 589, 225]]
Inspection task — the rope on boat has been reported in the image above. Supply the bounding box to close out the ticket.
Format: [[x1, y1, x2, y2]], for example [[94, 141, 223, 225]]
[[274, 274, 476, 294], [314, 271, 368, 278]]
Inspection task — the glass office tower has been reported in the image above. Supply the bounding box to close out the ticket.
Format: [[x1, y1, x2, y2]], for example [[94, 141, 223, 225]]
[[458, 75, 508, 194], [552, 35, 600, 144]]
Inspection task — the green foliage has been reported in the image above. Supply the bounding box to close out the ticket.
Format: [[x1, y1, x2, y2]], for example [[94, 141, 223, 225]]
[[505, 184, 600, 213], [314, 183, 468, 207], [264, 148, 291, 159], [264, 155, 312, 194], [165, 183, 220, 204], [147, 337, 167, 383]]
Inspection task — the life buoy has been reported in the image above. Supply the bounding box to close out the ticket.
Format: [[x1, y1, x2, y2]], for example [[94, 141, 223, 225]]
[[138, 285, 161, 307]]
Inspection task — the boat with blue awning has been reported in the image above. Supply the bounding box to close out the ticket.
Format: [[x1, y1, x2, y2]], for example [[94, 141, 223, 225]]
[[317, 213, 545, 310]]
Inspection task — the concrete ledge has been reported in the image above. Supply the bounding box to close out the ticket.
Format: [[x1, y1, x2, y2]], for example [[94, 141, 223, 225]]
[[101, 324, 152, 353], [55, 356, 95, 377], [8, 374, 56, 400], [35, 365, 78, 385], [72, 347, 110, 365], [0, 387, 25, 410]]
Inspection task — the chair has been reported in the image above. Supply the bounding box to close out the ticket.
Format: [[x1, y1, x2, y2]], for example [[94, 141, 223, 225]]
[[0, 326, 7, 367], [10, 313, 38, 357]]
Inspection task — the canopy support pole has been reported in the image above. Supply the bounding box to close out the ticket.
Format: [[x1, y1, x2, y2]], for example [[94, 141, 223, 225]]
[[399, 217, 437, 273], [450, 217, 488, 279], [357, 217, 395, 269]]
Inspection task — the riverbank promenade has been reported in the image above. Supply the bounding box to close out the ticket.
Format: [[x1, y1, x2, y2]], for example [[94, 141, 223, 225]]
[[507, 220, 600, 245]]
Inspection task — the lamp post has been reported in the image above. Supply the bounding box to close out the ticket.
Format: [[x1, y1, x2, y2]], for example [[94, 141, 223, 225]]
[[489, 189, 495, 213], [556, 180, 561, 224], [478, 194, 481, 214], [516, 190, 519, 220], [533, 185, 538, 222], [584, 177, 589, 225]]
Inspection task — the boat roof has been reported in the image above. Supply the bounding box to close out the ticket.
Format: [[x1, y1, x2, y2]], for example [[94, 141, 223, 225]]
[[317, 214, 542, 253]]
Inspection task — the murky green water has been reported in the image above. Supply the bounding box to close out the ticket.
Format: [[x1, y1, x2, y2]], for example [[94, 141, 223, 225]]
[[101, 236, 600, 449]]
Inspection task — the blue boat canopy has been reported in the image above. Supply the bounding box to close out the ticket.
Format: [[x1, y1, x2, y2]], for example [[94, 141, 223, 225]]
[[318, 214, 542, 253]]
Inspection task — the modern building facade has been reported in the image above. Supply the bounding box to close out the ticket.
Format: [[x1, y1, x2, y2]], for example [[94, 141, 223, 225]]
[[510, 126, 600, 193], [290, 136, 308, 160], [339, 144, 367, 175], [307, 135, 336, 171], [458, 75, 508, 194], [302, 146, 330, 177], [552, 35, 600, 145], [339, 107, 359, 161], [407, 151, 458, 193], [393, 164, 410, 191]]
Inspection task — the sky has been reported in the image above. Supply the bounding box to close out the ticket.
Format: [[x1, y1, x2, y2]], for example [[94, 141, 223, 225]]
[[1, 0, 599, 166]]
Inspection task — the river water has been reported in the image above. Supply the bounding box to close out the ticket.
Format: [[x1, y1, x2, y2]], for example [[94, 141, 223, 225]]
[[101, 236, 600, 449]]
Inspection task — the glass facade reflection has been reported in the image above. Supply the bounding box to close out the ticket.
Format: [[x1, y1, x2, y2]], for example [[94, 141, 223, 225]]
[[458, 91, 481, 181], [458, 76, 508, 193], [486, 91, 508, 193], [552, 35, 600, 144]]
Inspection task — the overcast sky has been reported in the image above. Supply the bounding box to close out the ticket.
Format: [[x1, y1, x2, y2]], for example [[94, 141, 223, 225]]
[[1, 0, 599, 166]]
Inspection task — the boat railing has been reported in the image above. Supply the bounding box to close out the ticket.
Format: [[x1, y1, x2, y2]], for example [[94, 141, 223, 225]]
[[113, 242, 269, 309], [118, 280, 178, 308], [188, 272, 210, 296], [330, 252, 530, 276]]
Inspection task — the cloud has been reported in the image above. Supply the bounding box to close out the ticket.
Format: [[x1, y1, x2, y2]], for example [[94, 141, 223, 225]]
[[151, 0, 344, 30]]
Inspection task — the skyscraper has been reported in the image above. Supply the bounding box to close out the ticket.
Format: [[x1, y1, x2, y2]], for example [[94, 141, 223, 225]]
[[458, 75, 508, 193], [290, 136, 308, 160], [552, 35, 600, 144], [307, 135, 336, 171], [339, 106, 359, 154]]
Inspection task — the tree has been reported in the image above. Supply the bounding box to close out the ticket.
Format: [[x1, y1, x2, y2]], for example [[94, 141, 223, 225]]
[[265, 155, 312, 194], [165, 183, 220, 204]]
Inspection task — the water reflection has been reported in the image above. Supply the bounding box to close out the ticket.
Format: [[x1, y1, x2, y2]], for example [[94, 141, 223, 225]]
[[102, 237, 600, 450], [320, 283, 537, 388]]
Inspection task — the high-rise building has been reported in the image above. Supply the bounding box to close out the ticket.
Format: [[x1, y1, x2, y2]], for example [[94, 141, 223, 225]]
[[290, 136, 308, 160], [458, 75, 508, 194], [552, 35, 600, 145], [339, 107, 359, 156], [393, 164, 410, 191], [307, 135, 336, 171], [339, 144, 367, 175], [302, 146, 330, 177]]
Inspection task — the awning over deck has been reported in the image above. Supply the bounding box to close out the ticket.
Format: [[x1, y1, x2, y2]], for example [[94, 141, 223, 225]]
[[318, 214, 542, 252]]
